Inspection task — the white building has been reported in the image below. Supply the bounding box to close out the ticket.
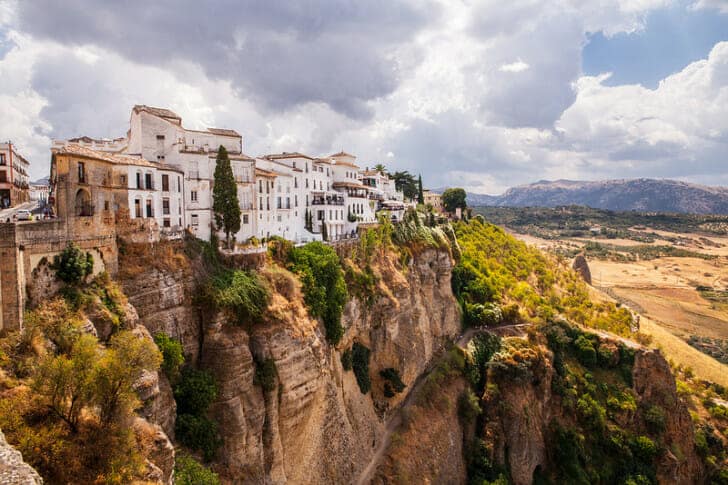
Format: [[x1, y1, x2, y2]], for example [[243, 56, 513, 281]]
[[52, 105, 405, 246]]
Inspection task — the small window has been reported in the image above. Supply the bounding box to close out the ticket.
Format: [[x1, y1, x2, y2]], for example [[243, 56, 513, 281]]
[[104, 200, 110, 211], [120, 175, 127, 185], [191, 191, 198, 202], [177, 176, 181, 192], [136, 172, 142, 189], [162, 174, 169, 191], [78, 162, 86, 183], [163, 218, 170, 228], [162, 198, 170, 215], [145, 173, 153, 190], [243, 214, 249, 224], [145, 199, 153, 218], [191, 214, 199, 226], [134, 199, 142, 218]]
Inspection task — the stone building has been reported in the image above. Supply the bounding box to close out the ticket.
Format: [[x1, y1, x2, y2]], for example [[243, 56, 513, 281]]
[[0, 142, 30, 209], [423, 189, 443, 212]]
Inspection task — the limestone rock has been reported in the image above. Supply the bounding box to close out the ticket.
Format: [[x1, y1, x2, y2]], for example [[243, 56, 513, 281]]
[[0, 429, 43, 485], [572, 254, 592, 285]]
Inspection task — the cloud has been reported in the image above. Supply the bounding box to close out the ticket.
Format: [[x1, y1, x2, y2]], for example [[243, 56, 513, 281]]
[[691, 0, 728, 14], [499, 60, 530, 73]]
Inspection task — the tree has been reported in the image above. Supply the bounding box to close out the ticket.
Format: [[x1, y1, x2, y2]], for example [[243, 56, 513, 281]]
[[373, 163, 386, 174], [442, 188, 467, 214], [52, 242, 94, 285], [391, 171, 418, 200], [417, 174, 424, 205], [93, 331, 161, 426], [212, 145, 241, 249], [154, 332, 185, 383]]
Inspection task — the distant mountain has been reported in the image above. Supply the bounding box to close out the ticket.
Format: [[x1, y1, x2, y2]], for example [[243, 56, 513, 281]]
[[437, 179, 728, 214], [31, 177, 49, 186]]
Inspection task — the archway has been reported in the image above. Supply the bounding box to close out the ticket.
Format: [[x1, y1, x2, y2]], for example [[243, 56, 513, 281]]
[[75, 188, 93, 217]]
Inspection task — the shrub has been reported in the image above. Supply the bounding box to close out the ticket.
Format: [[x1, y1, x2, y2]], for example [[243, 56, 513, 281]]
[[174, 368, 218, 416], [380, 368, 406, 394], [644, 405, 666, 434], [576, 394, 606, 430], [631, 435, 658, 460], [352, 343, 371, 394], [154, 332, 184, 382], [254, 357, 277, 393], [208, 269, 270, 324], [175, 453, 221, 485], [52, 242, 94, 285], [458, 388, 482, 424], [573, 335, 597, 367], [289, 242, 348, 344], [175, 414, 222, 462]]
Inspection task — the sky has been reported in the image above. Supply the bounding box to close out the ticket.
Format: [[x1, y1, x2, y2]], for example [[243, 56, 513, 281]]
[[0, 0, 727, 194]]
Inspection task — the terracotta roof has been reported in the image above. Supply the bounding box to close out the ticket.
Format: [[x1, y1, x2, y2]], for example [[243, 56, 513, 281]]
[[53, 144, 183, 173], [264, 152, 315, 160], [313, 158, 331, 165], [332, 181, 367, 190], [206, 127, 241, 137], [255, 168, 277, 178], [333, 159, 359, 168], [329, 151, 356, 159], [68, 135, 126, 143], [133, 105, 181, 121]]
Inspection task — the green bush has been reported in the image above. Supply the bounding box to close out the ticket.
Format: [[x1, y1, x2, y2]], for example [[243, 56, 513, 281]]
[[576, 394, 606, 430], [174, 368, 218, 416], [643, 405, 666, 434], [631, 435, 658, 460], [289, 242, 348, 344], [208, 269, 270, 324], [52, 242, 94, 285], [380, 368, 406, 394], [154, 332, 184, 382], [458, 388, 482, 424], [175, 414, 222, 462], [573, 335, 597, 367], [352, 343, 371, 394], [254, 358, 277, 393], [175, 453, 220, 485]]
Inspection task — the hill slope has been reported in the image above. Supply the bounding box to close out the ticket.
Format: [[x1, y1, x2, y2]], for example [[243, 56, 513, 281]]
[[467, 179, 728, 214]]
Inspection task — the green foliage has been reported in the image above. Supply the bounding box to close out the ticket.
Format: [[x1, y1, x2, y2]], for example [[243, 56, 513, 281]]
[[289, 242, 348, 344], [643, 405, 666, 434], [576, 394, 606, 431], [391, 171, 419, 200], [573, 335, 597, 367], [154, 332, 184, 382], [380, 368, 406, 395], [465, 438, 505, 485], [352, 342, 371, 394], [442, 187, 467, 213], [464, 302, 503, 328], [341, 348, 353, 371], [207, 269, 270, 324], [631, 435, 658, 460], [391, 209, 451, 250], [417, 174, 424, 204], [212, 145, 241, 248], [174, 367, 218, 416], [176, 414, 222, 462], [458, 388, 482, 424], [175, 453, 221, 485], [52, 242, 94, 285], [254, 357, 278, 393], [465, 333, 501, 391]]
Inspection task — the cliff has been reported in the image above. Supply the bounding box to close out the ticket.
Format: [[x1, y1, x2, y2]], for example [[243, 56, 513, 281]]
[[119, 242, 461, 483]]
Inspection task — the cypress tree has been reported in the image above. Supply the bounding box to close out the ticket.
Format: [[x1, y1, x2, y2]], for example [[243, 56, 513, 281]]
[[417, 174, 424, 205], [212, 145, 241, 249]]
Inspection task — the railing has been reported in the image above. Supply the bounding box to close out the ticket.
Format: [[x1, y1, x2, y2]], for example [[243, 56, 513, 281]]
[[235, 176, 252, 183], [311, 197, 345, 206], [188, 171, 201, 180], [239, 202, 253, 210]]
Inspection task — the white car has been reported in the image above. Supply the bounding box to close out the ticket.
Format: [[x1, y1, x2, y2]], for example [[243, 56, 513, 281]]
[[15, 210, 32, 221]]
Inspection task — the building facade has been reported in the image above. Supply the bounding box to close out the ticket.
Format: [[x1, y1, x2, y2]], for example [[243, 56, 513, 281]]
[[0, 142, 31, 209]]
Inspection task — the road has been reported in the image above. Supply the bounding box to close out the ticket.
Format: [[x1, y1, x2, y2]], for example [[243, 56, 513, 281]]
[[354, 323, 530, 485], [0, 201, 40, 222]]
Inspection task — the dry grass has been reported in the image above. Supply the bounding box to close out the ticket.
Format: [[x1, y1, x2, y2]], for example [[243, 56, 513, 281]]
[[118, 240, 190, 279], [639, 316, 728, 388]]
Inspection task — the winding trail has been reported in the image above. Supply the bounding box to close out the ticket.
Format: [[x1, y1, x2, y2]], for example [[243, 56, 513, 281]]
[[354, 323, 530, 485]]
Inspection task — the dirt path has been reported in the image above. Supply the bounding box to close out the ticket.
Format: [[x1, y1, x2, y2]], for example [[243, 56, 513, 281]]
[[354, 324, 530, 485]]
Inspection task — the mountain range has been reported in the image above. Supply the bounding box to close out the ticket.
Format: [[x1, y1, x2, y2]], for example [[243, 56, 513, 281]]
[[440, 178, 728, 214]]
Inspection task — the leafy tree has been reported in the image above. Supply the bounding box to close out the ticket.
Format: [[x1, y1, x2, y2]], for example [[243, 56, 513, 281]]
[[392, 171, 418, 200], [174, 368, 218, 416], [33, 333, 98, 432], [289, 242, 348, 344], [176, 414, 222, 462], [93, 331, 162, 426], [154, 332, 184, 383], [373, 163, 386, 174], [208, 269, 270, 324], [380, 368, 406, 394], [212, 145, 241, 249], [175, 453, 221, 485], [341, 348, 353, 370], [417, 174, 424, 204], [352, 342, 371, 394], [442, 188, 467, 214], [52, 242, 94, 285]]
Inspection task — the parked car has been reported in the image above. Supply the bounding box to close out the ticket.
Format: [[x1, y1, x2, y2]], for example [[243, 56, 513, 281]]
[[15, 210, 32, 221]]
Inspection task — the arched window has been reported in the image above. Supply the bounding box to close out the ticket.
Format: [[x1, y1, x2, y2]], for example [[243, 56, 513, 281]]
[[75, 188, 93, 217]]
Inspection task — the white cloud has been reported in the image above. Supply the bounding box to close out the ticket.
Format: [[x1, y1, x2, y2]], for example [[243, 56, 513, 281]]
[[499, 60, 530, 73], [691, 0, 728, 14]]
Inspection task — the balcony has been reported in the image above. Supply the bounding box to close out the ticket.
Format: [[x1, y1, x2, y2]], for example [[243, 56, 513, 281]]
[[235, 175, 252, 183], [311, 196, 345, 206]]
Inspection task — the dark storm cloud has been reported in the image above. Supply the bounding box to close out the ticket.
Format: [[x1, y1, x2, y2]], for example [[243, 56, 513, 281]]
[[17, 0, 435, 118]]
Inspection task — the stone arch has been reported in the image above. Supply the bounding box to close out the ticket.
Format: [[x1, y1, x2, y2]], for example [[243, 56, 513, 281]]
[[75, 188, 93, 216]]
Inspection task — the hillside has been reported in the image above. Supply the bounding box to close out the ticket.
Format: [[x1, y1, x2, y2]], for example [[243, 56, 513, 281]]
[[463, 179, 728, 214]]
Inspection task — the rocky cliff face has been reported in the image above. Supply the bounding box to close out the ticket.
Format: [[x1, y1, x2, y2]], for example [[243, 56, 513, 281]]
[[0, 429, 43, 485], [121, 245, 461, 483]]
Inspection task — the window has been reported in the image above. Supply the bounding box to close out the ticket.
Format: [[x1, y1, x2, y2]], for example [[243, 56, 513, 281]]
[[295, 195, 298, 207], [191, 214, 199, 226], [294, 177, 298, 188], [243, 214, 249, 224], [162, 198, 170, 215], [163, 218, 170, 228], [134, 199, 142, 218], [306, 178, 309, 188], [0, 153, 5, 165], [120, 174, 127, 186], [145, 173, 153, 190], [277, 197, 281, 209], [177, 176, 181, 192], [146, 199, 153, 218], [136, 171, 142, 189], [259, 180, 263, 192], [162, 174, 169, 191], [0, 171, 6, 183], [104, 200, 110, 211], [191, 191, 198, 202], [78, 162, 86, 183], [156, 135, 165, 162]]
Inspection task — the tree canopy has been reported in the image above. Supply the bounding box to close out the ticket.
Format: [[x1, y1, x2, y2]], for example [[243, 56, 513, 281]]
[[212, 145, 241, 249], [392, 171, 419, 201], [442, 188, 468, 213]]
